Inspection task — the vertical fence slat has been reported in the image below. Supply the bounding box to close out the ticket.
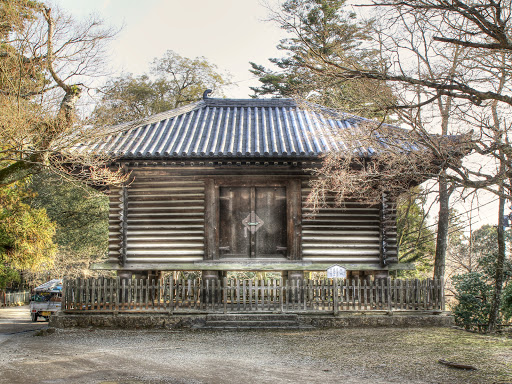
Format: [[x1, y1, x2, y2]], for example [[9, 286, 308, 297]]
[[169, 275, 174, 313], [357, 279, 361, 311], [388, 279, 392, 311], [333, 278, 338, 315], [91, 278, 97, 310], [223, 277, 228, 314], [62, 277, 443, 314]]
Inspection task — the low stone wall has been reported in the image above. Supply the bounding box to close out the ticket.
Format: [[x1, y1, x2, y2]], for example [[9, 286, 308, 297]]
[[50, 311, 207, 329], [300, 312, 454, 328], [51, 311, 453, 329]]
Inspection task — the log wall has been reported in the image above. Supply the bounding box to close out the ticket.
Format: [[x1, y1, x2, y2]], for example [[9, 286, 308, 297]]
[[301, 182, 382, 264], [107, 170, 399, 268], [108, 174, 205, 265]]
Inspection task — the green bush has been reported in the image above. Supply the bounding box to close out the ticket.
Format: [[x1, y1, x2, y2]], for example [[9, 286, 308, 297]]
[[501, 283, 512, 322], [452, 272, 493, 331]]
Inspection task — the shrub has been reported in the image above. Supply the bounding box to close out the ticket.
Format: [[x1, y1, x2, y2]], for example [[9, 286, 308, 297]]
[[452, 272, 493, 331], [501, 283, 512, 322]]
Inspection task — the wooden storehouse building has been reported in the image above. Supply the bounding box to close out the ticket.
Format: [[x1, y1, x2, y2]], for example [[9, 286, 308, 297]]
[[81, 93, 437, 282]]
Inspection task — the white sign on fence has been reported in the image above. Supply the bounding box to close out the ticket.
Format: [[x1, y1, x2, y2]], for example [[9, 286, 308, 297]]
[[327, 265, 347, 279]]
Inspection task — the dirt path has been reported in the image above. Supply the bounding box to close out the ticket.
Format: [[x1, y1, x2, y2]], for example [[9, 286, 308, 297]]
[[0, 307, 510, 383], [0, 305, 47, 338]]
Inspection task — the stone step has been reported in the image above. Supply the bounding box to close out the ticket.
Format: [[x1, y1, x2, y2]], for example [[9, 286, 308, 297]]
[[194, 313, 313, 330], [205, 320, 299, 328], [206, 314, 298, 322], [199, 326, 307, 330]]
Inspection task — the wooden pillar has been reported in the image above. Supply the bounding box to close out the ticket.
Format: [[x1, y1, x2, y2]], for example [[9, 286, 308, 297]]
[[202, 270, 221, 304], [117, 270, 131, 306], [362, 270, 373, 283], [119, 186, 128, 267], [374, 270, 389, 280], [285, 271, 304, 281], [203, 270, 221, 281], [132, 271, 146, 281], [286, 271, 304, 304], [147, 270, 163, 281], [287, 179, 302, 260], [204, 179, 219, 260], [117, 270, 131, 280], [350, 271, 361, 301]]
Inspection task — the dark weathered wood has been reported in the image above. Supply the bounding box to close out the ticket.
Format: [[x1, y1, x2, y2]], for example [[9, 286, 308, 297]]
[[387, 277, 392, 312], [219, 187, 251, 258], [223, 277, 228, 313], [120, 186, 128, 267], [204, 178, 217, 260], [333, 278, 339, 315], [438, 360, 477, 371], [64, 277, 444, 314], [440, 277, 445, 311], [288, 179, 302, 260], [255, 187, 287, 258], [93, 261, 414, 271], [363, 280, 368, 310]]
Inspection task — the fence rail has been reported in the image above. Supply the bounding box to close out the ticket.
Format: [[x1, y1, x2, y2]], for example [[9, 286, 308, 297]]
[[0, 291, 31, 307], [63, 277, 444, 314]]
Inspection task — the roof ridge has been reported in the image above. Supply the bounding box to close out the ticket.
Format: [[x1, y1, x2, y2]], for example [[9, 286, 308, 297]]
[[104, 100, 205, 135], [204, 97, 297, 107]]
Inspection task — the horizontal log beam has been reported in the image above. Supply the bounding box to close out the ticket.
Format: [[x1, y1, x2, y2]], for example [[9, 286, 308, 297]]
[[91, 261, 415, 271]]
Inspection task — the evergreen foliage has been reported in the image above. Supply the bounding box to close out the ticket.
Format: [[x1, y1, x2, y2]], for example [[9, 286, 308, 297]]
[[396, 190, 436, 267], [249, 0, 394, 118], [451, 226, 512, 331], [452, 272, 493, 331], [0, 180, 56, 289], [27, 173, 109, 281]]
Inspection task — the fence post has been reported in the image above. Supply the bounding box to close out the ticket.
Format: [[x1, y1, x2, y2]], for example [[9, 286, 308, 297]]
[[440, 276, 445, 311], [387, 277, 392, 313], [223, 277, 228, 314], [333, 278, 339, 316], [115, 277, 120, 311], [62, 279, 67, 310], [169, 274, 174, 313], [280, 279, 284, 313]]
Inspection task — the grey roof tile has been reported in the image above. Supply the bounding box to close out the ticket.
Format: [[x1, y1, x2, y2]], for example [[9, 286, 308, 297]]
[[78, 97, 427, 159]]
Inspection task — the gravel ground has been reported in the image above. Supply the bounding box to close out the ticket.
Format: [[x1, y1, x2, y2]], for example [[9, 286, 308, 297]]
[[0, 305, 47, 336], [1, 308, 511, 383]]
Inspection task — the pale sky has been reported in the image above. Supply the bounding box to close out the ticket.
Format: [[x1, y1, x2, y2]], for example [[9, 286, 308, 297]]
[[55, 0, 286, 98]]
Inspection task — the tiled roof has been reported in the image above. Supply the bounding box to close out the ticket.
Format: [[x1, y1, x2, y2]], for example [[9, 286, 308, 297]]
[[75, 97, 425, 159]]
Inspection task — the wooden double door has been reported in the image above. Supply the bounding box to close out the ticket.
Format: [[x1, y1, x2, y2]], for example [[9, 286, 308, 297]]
[[219, 186, 287, 259]]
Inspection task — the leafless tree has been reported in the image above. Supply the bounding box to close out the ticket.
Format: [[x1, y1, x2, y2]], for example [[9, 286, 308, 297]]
[[0, 1, 128, 187], [270, 0, 512, 331]]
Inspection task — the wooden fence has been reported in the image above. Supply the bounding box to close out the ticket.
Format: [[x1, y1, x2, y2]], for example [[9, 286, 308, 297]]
[[62, 277, 444, 314], [0, 291, 31, 307]]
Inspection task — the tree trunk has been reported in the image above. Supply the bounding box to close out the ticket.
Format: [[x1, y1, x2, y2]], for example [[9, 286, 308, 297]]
[[433, 176, 453, 280], [488, 186, 506, 332]]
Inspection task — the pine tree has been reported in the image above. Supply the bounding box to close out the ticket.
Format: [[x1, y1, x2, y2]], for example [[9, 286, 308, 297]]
[[249, 0, 393, 118]]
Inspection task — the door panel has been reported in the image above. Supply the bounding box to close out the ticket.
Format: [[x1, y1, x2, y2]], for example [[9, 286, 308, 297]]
[[219, 187, 250, 258], [255, 187, 287, 257], [219, 186, 287, 259]]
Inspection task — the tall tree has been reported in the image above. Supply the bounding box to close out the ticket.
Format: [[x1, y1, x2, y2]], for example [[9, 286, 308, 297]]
[[396, 189, 436, 272], [250, 0, 394, 118], [0, 0, 126, 187], [274, 0, 512, 330], [0, 179, 56, 288], [27, 173, 109, 280], [93, 51, 230, 125]]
